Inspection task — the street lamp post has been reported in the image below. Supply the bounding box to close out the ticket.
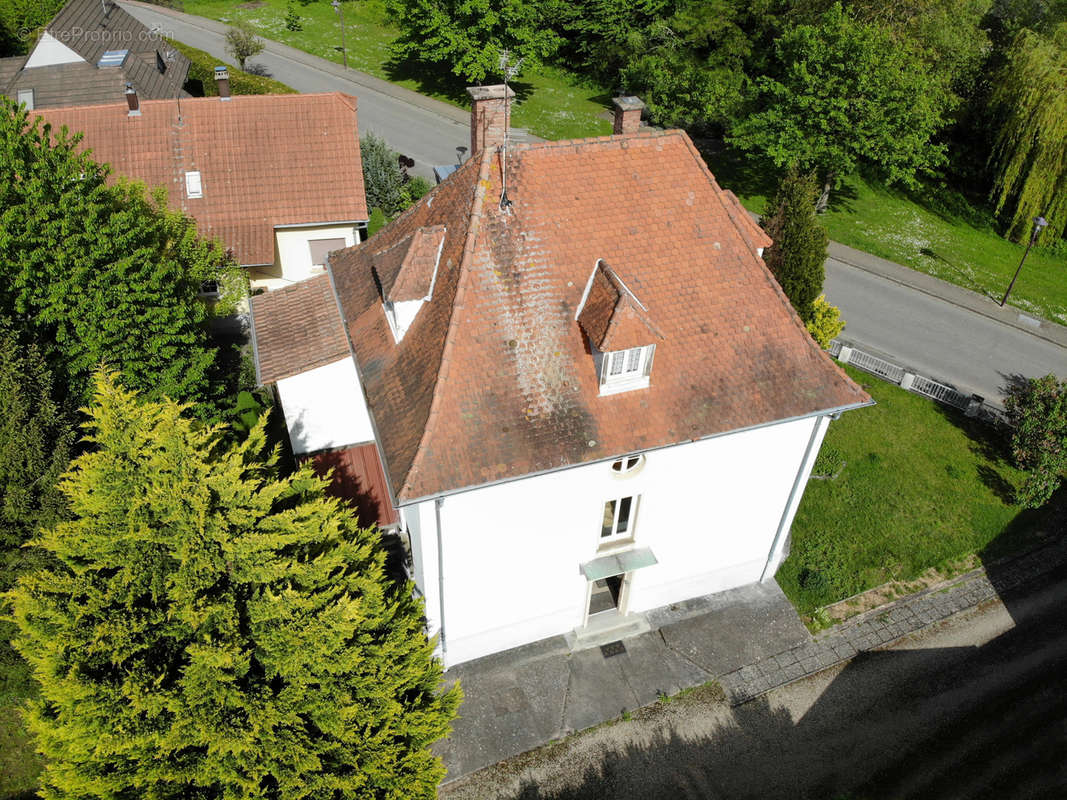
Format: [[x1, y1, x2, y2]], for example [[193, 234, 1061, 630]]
[[1000, 215, 1048, 307], [331, 0, 348, 69]]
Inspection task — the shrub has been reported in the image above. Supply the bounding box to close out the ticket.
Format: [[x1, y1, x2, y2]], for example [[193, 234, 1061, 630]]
[[806, 294, 846, 348], [1004, 373, 1067, 508]]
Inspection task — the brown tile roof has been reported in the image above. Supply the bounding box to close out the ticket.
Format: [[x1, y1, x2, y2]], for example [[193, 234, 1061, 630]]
[[373, 225, 447, 302], [578, 260, 664, 351], [258, 129, 871, 503], [2, 0, 189, 108], [34, 93, 368, 265], [250, 274, 350, 384]]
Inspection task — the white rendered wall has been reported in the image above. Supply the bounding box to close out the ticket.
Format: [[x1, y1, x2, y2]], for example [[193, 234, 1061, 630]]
[[25, 32, 85, 68], [407, 415, 824, 667], [260, 225, 359, 289], [275, 358, 374, 455]]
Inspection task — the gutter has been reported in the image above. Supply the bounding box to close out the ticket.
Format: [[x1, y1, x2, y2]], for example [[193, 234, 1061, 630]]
[[435, 497, 447, 657]]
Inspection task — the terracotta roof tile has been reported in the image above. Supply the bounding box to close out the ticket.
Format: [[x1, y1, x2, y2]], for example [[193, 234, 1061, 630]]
[[578, 260, 663, 351], [251, 274, 350, 384], [373, 225, 447, 302], [256, 129, 870, 503], [33, 92, 367, 265]]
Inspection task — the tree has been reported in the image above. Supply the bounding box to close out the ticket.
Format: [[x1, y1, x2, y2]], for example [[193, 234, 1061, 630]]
[[729, 2, 951, 210], [386, 0, 562, 83], [1004, 373, 1067, 508], [9, 372, 461, 799], [226, 21, 265, 70], [760, 167, 828, 323], [0, 0, 64, 56], [0, 98, 235, 410], [0, 323, 72, 609], [361, 133, 407, 217], [989, 24, 1067, 241]]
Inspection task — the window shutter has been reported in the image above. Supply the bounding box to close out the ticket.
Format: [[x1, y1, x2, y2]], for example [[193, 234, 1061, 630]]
[[643, 345, 656, 377]]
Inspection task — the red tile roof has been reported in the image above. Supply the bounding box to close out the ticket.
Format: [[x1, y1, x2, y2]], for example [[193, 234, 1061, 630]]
[[373, 225, 447, 302], [251, 274, 350, 384], [256, 129, 870, 503], [33, 93, 367, 265], [578, 260, 664, 351]]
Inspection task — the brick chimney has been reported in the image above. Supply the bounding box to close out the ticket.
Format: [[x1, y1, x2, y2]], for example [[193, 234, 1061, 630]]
[[612, 96, 645, 135], [125, 83, 140, 116], [214, 66, 231, 100], [467, 84, 514, 156]]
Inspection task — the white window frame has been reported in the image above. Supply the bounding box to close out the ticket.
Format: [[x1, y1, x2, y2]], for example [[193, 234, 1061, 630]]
[[599, 344, 654, 395], [610, 454, 645, 475], [599, 495, 639, 546], [184, 171, 203, 199]]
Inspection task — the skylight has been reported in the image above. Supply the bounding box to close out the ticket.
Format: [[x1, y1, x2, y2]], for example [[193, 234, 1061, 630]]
[[98, 50, 128, 67]]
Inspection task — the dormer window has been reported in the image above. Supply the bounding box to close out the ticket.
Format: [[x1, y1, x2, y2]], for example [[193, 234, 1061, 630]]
[[575, 260, 664, 396], [371, 225, 446, 343]]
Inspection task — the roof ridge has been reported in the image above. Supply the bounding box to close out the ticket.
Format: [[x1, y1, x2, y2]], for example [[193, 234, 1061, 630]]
[[513, 128, 684, 154], [396, 146, 494, 501]]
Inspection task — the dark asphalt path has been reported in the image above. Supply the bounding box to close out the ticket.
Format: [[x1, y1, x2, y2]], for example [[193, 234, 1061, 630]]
[[120, 2, 1067, 404], [442, 564, 1067, 799]]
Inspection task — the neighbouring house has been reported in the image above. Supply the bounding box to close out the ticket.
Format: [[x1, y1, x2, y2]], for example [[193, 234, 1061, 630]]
[[1, 0, 189, 111], [35, 90, 368, 289], [250, 88, 873, 668]]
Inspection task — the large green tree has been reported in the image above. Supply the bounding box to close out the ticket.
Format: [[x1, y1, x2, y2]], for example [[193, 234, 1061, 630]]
[[761, 167, 828, 324], [989, 24, 1067, 241], [9, 373, 460, 800], [729, 2, 951, 209], [0, 0, 63, 56], [386, 0, 562, 83], [0, 98, 236, 409]]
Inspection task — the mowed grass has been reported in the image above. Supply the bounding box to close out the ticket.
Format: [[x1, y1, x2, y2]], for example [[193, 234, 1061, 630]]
[[180, 0, 611, 140], [703, 142, 1067, 324], [168, 38, 294, 94], [777, 365, 1058, 617]]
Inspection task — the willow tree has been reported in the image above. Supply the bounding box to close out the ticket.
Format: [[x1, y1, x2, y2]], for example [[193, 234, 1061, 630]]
[[990, 24, 1067, 241]]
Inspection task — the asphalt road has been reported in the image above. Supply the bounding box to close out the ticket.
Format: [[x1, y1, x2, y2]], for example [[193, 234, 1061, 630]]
[[441, 563, 1067, 800], [824, 258, 1067, 403], [120, 2, 1067, 403]]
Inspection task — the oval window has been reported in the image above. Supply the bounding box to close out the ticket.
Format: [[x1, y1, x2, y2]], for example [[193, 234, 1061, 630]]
[[610, 454, 644, 475]]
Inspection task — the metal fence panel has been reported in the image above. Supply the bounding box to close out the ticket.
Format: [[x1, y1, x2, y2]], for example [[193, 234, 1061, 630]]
[[844, 349, 906, 383]]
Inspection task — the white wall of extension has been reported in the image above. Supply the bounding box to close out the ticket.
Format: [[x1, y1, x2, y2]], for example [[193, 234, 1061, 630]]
[[275, 358, 374, 455], [250, 224, 361, 290], [401, 413, 830, 667], [25, 32, 84, 68]]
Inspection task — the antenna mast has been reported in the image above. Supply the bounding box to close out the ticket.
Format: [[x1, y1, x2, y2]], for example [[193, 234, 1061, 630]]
[[498, 49, 523, 211]]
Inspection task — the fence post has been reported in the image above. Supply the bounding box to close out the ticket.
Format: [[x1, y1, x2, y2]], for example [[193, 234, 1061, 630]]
[[837, 345, 853, 364], [900, 372, 915, 391], [965, 394, 984, 418]]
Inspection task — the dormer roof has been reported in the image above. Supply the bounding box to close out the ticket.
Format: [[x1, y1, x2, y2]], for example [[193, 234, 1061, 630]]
[[373, 225, 446, 302], [578, 260, 664, 351]]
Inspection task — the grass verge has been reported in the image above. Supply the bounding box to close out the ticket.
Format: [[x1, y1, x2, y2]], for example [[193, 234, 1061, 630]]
[[702, 142, 1067, 324], [168, 38, 294, 95], [179, 0, 610, 140], [777, 364, 1061, 619]]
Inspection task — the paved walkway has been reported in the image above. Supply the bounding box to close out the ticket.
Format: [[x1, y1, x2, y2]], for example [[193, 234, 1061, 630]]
[[439, 535, 1067, 784]]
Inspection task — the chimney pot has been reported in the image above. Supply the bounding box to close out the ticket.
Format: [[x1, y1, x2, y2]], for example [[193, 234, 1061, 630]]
[[612, 96, 645, 135], [214, 66, 231, 100], [467, 84, 514, 157], [125, 83, 140, 116]]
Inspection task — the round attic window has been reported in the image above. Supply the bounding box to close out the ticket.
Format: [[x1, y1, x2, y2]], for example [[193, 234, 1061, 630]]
[[610, 454, 645, 476]]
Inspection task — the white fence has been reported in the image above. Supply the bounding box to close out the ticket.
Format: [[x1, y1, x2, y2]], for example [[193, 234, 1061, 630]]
[[831, 340, 995, 420]]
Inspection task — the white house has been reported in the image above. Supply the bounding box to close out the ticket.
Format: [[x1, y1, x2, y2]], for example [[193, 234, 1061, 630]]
[[36, 91, 368, 290], [250, 89, 872, 667]]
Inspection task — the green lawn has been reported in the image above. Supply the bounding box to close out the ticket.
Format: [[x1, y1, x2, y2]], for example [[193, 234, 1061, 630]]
[[702, 142, 1067, 324], [180, 0, 611, 140], [777, 365, 1059, 618]]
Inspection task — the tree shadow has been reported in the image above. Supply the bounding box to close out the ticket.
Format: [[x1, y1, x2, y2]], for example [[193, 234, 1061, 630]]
[[382, 55, 471, 106]]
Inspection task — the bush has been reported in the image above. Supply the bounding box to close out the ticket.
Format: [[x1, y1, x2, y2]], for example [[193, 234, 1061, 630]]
[[806, 294, 846, 348], [1004, 373, 1067, 508], [225, 21, 264, 69]]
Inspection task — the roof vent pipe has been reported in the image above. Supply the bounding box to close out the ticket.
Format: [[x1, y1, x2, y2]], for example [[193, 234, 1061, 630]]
[[214, 66, 231, 100], [125, 83, 140, 116]]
